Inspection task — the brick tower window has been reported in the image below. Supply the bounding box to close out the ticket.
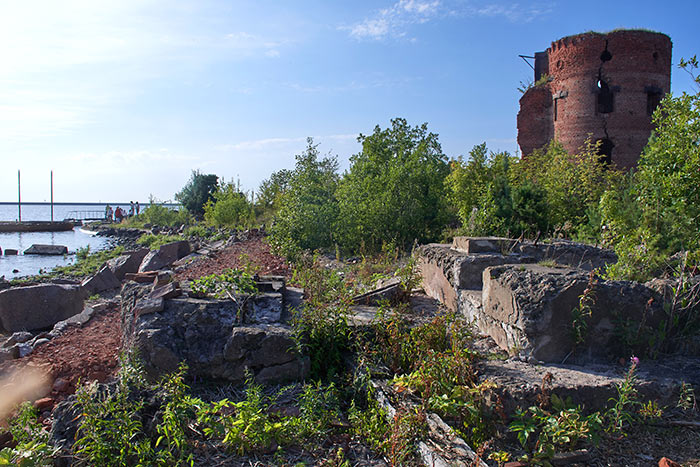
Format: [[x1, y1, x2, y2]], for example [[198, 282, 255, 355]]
[[647, 90, 663, 115], [597, 80, 614, 114]]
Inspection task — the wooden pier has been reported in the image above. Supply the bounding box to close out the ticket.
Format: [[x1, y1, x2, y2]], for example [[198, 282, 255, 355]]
[[0, 221, 75, 233]]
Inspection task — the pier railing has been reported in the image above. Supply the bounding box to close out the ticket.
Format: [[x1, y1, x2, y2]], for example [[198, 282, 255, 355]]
[[63, 210, 106, 222]]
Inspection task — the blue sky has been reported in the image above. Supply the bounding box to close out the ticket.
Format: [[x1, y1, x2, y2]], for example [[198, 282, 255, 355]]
[[1, 0, 698, 203]]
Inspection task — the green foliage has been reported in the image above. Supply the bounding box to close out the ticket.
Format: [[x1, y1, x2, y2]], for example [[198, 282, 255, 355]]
[[0, 403, 56, 466], [197, 376, 340, 455], [204, 181, 254, 228], [605, 359, 640, 434], [255, 169, 292, 214], [292, 303, 351, 381], [50, 245, 125, 279], [138, 202, 192, 228], [137, 233, 185, 250], [603, 59, 700, 280], [182, 225, 210, 239], [509, 401, 602, 462], [348, 397, 425, 466], [571, 271, 598, 348], [270, 138, 340, 258], [175, 170, 219, 217], [335, 118, 450, 253], [189, 268, 257, 299]]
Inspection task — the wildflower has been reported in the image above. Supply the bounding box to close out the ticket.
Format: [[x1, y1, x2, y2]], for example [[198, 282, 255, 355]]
[[630, 356, 640, 366]]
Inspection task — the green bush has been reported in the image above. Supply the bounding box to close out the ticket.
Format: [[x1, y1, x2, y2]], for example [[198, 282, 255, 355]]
[[203, 182, 254, 228], [335, 118, 450, 253], [175, 170, 218, 217], [270, 138, 340, 258], [138, 202, 192, 227]]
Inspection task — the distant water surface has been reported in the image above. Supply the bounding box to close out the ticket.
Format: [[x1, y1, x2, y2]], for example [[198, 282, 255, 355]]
[[0, 202, 180, 279]]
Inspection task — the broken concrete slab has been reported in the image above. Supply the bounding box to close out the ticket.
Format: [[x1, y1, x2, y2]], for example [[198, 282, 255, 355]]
[[149, 282, 182, 301], [352, 277, 402, 306], [0, 284, 84, 333], [418, 243, 524, 311], [481, 264, 665, 363], [4, 249, 18, 256], [24, 244, 68, 255], [452, 236, 519, 254]]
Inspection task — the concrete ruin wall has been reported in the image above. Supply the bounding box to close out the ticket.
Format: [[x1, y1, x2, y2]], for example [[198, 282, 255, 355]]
[[517, 30, 672, 169]]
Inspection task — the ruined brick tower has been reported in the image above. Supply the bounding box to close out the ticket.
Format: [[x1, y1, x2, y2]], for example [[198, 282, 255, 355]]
[[517, 30, 672, 169]]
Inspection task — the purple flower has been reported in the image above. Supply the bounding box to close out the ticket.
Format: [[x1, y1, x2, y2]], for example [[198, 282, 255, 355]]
[[630, 356, 640, 365]]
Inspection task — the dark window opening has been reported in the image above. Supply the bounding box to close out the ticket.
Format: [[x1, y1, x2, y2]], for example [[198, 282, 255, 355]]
[[647, 90, 663, 115], [653, 51, 659, 61], [596, 79, 614, 113], [554, 98, 558, 121], [596, 138, 614, 166], [600, 49, 612, 62]]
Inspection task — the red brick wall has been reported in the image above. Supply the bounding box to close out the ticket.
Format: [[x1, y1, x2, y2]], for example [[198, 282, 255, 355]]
[[518, 30, 672, 169]]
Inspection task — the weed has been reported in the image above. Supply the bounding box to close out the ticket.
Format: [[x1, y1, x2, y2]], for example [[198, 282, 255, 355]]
[[605, 357, 640, 434], [189, 268, 257, 299], [291, 303, 351, 381], [677, 382, 697, 412], [137, 233, 186, 250], [0, 402, 56, 466], [571, 270, 598, 349]]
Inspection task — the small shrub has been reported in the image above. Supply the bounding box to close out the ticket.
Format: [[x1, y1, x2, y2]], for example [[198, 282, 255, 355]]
[[137, 233, 185, 250]]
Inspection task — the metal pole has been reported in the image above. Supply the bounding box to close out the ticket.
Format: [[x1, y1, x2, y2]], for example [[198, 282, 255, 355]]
[[51, 170, 54, 222], [17, 170, 21, 223]]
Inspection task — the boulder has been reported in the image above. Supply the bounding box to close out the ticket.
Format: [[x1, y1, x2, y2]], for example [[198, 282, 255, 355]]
[[0, 284, 84, 333], [81, 265, 121, 295], [4, 249, 18, 256], [138, 241, 191, 272], [4, 331, 33, 347], [106, 248, 149, 280], [480, 264, 664, 363], [121, 282, 305, 383], [24, 244, 68, 255]]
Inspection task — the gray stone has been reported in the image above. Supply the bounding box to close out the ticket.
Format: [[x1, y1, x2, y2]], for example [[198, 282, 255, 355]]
[[5, 331, 33, 347], [121, 282, 306, 384], [106, 248, 149, 280], [0, 346, 19, 362], [0, 284, 84, 333], [33, 338, 50, 348], [81, 265, 121, 295], [149, 282, 181, 301], [4, 249, 18, 256], [133, 297, 164, 316], [246, 293, 284, 324], [17, 342, 33, 357], [480, 264, 664, 363], [138, 241, 191, 272], [24, 244, 68, 255]]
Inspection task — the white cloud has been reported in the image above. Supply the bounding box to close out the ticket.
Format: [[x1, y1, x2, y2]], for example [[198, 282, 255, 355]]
[[343, 0, 552, 40], [215, 134, 356, 152], [345, 1, 440, 40], [0, 1, 291, 143]]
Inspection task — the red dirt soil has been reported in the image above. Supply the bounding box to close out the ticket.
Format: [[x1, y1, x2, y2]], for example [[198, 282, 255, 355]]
[[0, 234, 289, 409], [0, 305, 121, 406], [176, 234, 290, 281]]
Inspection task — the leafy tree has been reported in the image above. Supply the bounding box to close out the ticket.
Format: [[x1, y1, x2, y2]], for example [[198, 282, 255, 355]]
[[204, 181, 254, 227], [270, 138, 340, 257], [603, 59, 700, 279], [255, 169, 292, 222], [175, 170, 218, 217], [335, 118, 450, 253]]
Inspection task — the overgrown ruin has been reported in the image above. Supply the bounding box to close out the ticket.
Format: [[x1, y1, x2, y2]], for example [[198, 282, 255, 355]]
[[517, 30, 672, 168]]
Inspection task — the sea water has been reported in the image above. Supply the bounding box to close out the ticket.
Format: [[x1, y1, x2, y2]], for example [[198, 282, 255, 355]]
[[0, 203, 120, 279]]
